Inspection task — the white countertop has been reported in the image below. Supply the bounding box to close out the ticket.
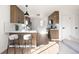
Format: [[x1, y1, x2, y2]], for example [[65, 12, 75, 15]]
[[50, 29, 59, 30], [5, 30, 37, 33]]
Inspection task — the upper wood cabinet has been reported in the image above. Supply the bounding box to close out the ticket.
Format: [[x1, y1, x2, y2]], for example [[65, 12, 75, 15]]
[[10, 5, 24, 23], [49, 11, 59, 24]]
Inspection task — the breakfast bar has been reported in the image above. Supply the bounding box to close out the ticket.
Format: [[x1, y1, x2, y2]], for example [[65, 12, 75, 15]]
[[6, 30, 38, 47]]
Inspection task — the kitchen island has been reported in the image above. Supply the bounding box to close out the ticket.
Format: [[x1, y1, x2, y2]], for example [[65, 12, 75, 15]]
[[6, 30, 38, 47]]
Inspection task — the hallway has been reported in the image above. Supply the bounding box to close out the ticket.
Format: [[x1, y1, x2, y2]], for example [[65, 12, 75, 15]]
[[59, 41, 78, 54]]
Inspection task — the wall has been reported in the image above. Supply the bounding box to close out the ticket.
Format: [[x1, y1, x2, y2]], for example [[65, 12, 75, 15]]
[[31, 16, 48, 32], [59, 6, 79, 41], [30, 5, 79, 41], [0, 5, 10, 53]]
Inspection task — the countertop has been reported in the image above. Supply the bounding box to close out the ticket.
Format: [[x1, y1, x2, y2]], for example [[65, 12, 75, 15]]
[[5, 30, 37, 33], [49, 29, 59, 30]]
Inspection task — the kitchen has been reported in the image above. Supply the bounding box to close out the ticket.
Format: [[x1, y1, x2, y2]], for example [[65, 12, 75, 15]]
[[0, 5, 59, 54], [1, 5, 79, 54]]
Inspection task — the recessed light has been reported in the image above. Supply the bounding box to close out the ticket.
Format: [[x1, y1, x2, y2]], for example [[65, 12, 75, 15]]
[[36, 14, 40, 16]]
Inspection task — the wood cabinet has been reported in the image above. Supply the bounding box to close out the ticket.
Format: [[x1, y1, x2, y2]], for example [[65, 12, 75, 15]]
[[31, 33, 37, 47], [49, 11, 59, 24], [37, 34, 49, 46], [50, 30, 59, 40], [48, 11, 59, 41], [10, 5, 24, 23]]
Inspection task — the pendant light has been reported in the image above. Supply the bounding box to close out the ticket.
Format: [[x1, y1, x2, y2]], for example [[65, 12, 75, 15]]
[[24, 5, 29, 16]]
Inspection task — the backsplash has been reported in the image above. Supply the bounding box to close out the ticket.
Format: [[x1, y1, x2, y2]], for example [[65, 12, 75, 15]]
[[4, 23, 15, 32], [4, 22, 32, 32], [47, 23, 59, 29]]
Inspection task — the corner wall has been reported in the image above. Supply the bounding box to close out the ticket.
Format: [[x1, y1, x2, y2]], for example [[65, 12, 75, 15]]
[[0, 5, 10, 53]]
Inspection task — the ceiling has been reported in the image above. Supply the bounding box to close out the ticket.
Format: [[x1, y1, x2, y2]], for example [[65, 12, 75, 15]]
[[17, 5, 79, 18], [17, 5, 60, 17]]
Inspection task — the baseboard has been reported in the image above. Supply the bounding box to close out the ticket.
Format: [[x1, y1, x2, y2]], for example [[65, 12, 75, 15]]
[[1, 49, 7, 54], [1, 45, 36, 54]]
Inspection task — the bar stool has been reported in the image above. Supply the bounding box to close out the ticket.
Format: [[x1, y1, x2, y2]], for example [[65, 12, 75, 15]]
[[7, 34, 18, 54], [23, 34, 32, 54]]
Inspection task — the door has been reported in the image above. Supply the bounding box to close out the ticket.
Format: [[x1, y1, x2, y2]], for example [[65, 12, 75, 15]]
[[61, 15, 74, 40], [61, 14, 79, 40]]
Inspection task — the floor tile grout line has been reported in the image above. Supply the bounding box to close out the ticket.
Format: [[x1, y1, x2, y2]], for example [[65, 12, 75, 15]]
[[38, 42, 58, 54], [62, 41, 79, 54]]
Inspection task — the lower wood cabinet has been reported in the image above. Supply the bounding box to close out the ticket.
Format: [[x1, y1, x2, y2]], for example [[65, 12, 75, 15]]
[[50, 29, 59, 40], [31, 33, 37, 47], [37, 34, 49, 46]]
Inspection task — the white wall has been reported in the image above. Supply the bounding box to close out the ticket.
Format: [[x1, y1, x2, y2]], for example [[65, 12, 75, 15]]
[[29, 5, 79, 41], [0, 5, 10, 53], [31, 16, 48, 32], [59, 6, 79, 41]]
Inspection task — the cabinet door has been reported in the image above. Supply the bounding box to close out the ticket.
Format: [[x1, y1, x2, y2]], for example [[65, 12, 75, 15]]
[[55, 13, 59, 23], [37, 34, 49, 46], [50, 30, 59, 39], [17, 8, 21, 23], [16, 6, 20, 23], [10, 5, 24, 23], [32, 33, 37, 47], [53, 11, 59, 24], [20, 10, 24, 23], [10, 5, 17, 23], [49, 11, 59, 24]]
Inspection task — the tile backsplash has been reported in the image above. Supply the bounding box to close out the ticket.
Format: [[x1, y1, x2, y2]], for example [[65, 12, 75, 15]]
[[4, 23, 15, 32]]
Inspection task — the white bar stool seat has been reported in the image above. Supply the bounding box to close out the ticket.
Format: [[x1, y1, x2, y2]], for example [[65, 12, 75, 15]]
[[9, 34, 18, 40], [23, 34, 32, 40], [7, 34, 18, 54], [22, 34, 32, 54]]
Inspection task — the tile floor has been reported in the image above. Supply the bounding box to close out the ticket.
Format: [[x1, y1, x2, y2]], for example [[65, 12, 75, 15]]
[[3, 40, 79, 54]]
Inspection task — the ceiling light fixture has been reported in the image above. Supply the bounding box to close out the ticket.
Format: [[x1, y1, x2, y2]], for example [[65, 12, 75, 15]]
[[24, 5, 29, 16]]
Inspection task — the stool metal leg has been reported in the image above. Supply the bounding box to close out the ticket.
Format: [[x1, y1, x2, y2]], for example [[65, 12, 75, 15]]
[[30, 39, 32, 54], [27, 40, 29, 54], [25, 40, 27, 54], [18, 38, 20, 54], [27, 39, 31, 54], [7, 39, 9, 54], [14, 39, 16, 54], [22, 39, 24, 54]]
